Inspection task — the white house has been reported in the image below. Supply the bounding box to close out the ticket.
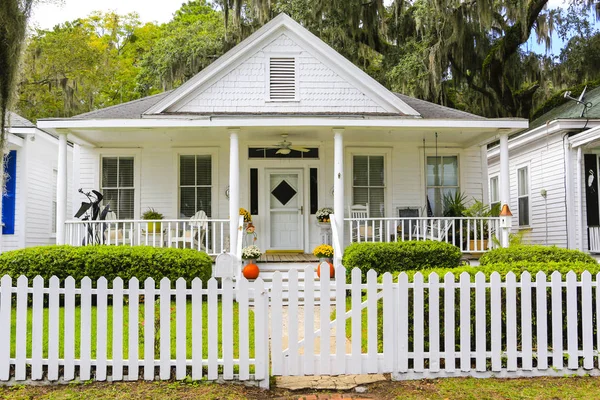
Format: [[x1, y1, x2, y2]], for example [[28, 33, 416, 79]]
[[487, 86, 600, 252], [38, 14, 527, 261], [2, 112, 73, 252]]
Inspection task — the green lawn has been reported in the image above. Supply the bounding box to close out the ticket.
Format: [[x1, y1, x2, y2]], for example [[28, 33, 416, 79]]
[[9, 301, 255, 360], [2, 376, 600, 399]]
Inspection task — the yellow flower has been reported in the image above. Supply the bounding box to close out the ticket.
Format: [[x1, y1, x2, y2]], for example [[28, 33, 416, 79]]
[[313, 244, 334, 258], [239, 208, 252, 222]]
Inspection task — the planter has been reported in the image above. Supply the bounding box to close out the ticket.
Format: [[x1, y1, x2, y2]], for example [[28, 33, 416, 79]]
[[468, 239, 489, 251], [242, 259, 260, 280], [146, 221, 162, 233], [317, 258, 335, 279]]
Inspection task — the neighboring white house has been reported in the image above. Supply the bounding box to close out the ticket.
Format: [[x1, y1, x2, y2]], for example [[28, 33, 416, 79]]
[[488, 86, 600, 252], [2, 112, 73, 252], [38, 14, 527, 260]]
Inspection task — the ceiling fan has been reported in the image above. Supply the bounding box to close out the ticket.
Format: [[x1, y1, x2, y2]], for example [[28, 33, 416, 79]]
[[261, 134, 310, 155]]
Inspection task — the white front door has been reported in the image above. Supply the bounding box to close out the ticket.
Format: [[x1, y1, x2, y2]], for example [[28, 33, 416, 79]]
[[267, 170, 304, 250]]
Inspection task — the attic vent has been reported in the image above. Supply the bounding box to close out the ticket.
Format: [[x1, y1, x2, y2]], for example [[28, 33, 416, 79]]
[[269, 57, 296, 101]]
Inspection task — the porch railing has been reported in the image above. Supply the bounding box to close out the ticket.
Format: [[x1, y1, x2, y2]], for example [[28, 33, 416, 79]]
[[64, 219, 230, 256], [346, 217, 502, 253]]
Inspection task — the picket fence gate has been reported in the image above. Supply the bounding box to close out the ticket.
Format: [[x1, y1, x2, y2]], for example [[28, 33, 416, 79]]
[[3, 267, 600, 387]]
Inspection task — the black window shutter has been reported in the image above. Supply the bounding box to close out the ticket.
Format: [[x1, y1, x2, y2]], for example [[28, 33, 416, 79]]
[[250, 169, 259, 215], [310, 168, 318, 214]]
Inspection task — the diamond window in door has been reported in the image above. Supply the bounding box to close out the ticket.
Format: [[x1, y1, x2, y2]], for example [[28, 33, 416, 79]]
[[271, 179, 297, 206]]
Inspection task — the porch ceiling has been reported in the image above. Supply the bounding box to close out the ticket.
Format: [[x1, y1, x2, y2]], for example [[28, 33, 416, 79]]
[[53, 124, 521, 148]]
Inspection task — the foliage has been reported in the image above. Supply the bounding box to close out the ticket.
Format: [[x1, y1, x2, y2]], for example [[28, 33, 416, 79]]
[[141, 208, 164, 220], [17, 11, 159, 121], [241, 245, 261, 259], [239, 208, 251, 222], [479, 245, 597, 266], [313, 244, 333, 259], [342, 240, 461, 279], [442, 191, 468, 218], [0, 245, 213, 285]]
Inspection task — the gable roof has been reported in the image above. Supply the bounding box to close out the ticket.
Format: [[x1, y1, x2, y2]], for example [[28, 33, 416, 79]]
[[6, 112, 35, 128], [144, 13, 420, 116], [66, 89, 487, 120], [530, 86, 600, 129]]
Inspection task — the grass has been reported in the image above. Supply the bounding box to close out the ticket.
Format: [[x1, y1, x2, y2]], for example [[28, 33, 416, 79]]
[[9, 301, 255, 360], [3, 376, 600, 399]]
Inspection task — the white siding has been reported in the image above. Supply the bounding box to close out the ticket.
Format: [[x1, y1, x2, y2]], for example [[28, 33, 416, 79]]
[[488, 134, 568, 248], [172, 33, 387, 115]]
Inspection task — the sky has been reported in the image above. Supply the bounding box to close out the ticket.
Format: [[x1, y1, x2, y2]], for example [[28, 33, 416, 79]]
[[29, 0, 597, 56]]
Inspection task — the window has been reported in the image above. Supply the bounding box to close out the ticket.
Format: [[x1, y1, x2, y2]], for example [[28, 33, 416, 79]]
[[248, 148, 318, 159], [180, 155, 212, 218], [101, 157, 134, 219], [353, 155, 385, 218], [426, 156, 459, 217], [489, 176, 500, 211], [52, 169, 57, 234], [269, 57, 296, 101], [517, 166, 529, 226]]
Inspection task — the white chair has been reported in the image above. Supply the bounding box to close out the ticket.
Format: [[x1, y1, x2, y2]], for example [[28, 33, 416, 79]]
[[170, 210, 209, 250], [348, 203, 377, 241], [103, 211, 124, 244]]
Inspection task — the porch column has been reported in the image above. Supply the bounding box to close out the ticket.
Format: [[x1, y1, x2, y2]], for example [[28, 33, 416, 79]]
[[576, 146, 584, 251], [229, 128, 240, 256], [499, 132, 511, 248], [56, 132, 68, 244], [333, 128, 344, 249]]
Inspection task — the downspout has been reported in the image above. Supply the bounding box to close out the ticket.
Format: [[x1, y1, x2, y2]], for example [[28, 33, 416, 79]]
[[576, 146, 584, 251]]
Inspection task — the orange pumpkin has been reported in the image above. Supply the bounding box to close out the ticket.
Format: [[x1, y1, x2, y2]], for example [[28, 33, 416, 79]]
[[317, 262, 335, 279], [243, 263, 260, 280]]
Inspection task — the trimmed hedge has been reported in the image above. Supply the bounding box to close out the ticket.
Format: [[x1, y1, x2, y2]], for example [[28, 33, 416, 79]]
[[383, 261, 600, 282], [0, 245, 213, 285], [342, 240, 462, 277], [479, 245, 597, 266]]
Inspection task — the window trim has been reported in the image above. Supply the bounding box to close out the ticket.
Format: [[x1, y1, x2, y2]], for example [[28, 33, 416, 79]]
[[516, 164, 531, 227], [346, 148, 392, 218], [425, 154, 460, 217], [98, 150, 140, 220], [264, 53, 300, 103], [489, 175, 500, 209], [51, 168, 57, 235], [175, 148, 219, 219]]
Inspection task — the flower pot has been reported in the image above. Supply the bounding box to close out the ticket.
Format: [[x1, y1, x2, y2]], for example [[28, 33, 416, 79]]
[[317, 260, 335, 279], [469, 239, 489, 251], [242, 260, 260, 280], [147, 221, 162, 233]]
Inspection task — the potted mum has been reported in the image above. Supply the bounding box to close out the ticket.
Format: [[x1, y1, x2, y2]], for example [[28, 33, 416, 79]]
[[142, 208, 164, 233], [241, 245, 262, 279], [313, 244, 335, 278], [316, 207, 333, 223], [239, 208, 252, 223]]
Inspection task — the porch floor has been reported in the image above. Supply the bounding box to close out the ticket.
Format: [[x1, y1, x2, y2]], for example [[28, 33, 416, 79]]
[[256, 253, 318, 263]]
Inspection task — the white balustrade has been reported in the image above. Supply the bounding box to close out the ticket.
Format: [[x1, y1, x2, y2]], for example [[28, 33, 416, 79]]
[[346, 217, 501, 252], [64, 219, 230, 255]]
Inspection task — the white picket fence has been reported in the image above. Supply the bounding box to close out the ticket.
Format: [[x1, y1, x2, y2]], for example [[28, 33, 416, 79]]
[[271, 266, 600, 378], [3, 268, 600, 386], [0, 275, 269, 387]]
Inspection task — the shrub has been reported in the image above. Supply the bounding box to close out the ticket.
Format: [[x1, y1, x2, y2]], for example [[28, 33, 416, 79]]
[[0, 245, 213, 285], [342, 240, 462, 278], [479, 245, 597, 266]]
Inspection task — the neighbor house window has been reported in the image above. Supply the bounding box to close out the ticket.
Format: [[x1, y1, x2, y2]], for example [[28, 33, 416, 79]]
[[180, 155, 212, 218], [101, 157, 134, 219], [52, 169, 57, 234], [269, 57, 296, 101], [517, 166, 530, 226], [489, 176, 500, 211], [426, 156, 459, 217], [353, 155, 385, 218]]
